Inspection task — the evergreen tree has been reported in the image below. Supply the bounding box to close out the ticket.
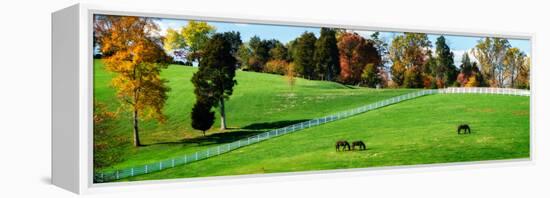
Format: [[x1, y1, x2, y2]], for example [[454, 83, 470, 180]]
[[220, 31, 243, 57], [434, 36, 458, 87], [191, 33, 238, 130], [269, 41, 288, 61], [248, 36, 275, 72], [313, 28, 340, 81], [293, 32, 317, 79]]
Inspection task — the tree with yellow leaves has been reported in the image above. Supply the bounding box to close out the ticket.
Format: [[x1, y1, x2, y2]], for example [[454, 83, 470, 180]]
[[181, 20, 216, 66], [95, 16, 170, 147], [516, 56, 530, 89], [503, 47, 527, 88], [286, 62, 297, 89]]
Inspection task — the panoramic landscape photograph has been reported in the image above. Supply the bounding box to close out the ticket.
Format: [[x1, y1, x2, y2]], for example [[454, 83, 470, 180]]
[[92, 14, 531, 183]]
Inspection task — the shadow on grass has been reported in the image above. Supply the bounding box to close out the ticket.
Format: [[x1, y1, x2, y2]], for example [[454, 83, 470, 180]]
[[147, 119, 310, 147], [241, 119, 309, 130], [146, 129, 265, 146]]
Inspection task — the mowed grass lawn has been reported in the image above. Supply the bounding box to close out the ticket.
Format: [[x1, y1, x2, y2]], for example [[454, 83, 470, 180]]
[[122, 94, 530, 182], [94, 59, 415, 172]]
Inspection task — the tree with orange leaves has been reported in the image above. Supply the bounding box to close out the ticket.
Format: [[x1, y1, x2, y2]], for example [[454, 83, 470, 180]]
[[95, 16, 170, 147], [337, 32, 380, 85]]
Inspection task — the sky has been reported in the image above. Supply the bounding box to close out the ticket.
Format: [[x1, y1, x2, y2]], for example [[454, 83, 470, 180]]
[[157, 18, 531, 67]]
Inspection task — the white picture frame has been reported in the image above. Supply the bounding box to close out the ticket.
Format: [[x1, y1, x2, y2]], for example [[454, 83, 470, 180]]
[[52, 3, 535, 194]]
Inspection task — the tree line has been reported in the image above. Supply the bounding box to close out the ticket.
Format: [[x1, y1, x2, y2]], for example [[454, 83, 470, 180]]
[[164, 21, 530, 90]]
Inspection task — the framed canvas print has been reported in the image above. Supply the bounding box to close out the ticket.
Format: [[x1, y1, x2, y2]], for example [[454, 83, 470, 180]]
[[52, 3, 533, 194]]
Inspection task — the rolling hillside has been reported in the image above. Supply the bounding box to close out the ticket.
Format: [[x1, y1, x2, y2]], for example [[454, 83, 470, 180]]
[[121, 94, 530, 181], [94, 59, 416, 172]]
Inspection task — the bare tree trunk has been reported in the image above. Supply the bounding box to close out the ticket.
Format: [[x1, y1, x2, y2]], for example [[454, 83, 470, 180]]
[[511, 68, 516, 88], [219, 98, 227, 130], [133, 108, 141, 147]]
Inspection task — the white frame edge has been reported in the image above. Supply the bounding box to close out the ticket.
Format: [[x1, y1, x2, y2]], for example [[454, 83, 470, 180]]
[[51, 3, 535, 194]]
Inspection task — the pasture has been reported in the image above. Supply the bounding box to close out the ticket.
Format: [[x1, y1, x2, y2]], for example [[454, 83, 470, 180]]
[[94, 59, 415, 172], [121, 94, 530, 181]]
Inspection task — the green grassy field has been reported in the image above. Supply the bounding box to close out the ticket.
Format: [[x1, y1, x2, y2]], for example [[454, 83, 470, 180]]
[[94, 59, 416, 172], [121, 94, 529, 181]]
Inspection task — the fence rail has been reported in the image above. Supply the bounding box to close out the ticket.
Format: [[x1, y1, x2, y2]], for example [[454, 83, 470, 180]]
[[94, 87, 530, 183]]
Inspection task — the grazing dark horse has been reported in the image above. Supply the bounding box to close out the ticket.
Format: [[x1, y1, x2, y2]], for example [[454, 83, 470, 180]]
[[335, 140, 351, 151], [457, 124, 471, 134], [351, 141, 366, 150]]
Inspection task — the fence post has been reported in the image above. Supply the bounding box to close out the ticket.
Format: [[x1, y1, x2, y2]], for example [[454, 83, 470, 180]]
[[160, 161, 163, 170], [195, 152, 198, 160], [116, 170, 119, 180], [131, 168, 134, 176], [145, 165, 148, 174], [184, 155, 187, 164], [172, 158, 175, 168]]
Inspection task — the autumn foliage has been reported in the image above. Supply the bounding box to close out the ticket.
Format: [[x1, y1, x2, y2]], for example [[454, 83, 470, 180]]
[[337, 32, 381, 85], [95, 16, 170, 147]]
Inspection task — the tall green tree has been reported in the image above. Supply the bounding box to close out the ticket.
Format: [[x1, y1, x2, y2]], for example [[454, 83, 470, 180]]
[[293, 32, 317, 79], [472, 37, 510, 87], [313, 28, 340, 81], [269, 41, 288, 61], [248, 36, 273, 72], [191, 33, 238, 130], [434, 36, 458, 87], [286, 39, 298, 62], [181, 20, 216, 66], [220, 31, 242, 57], [456, 53, 473, 86]]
